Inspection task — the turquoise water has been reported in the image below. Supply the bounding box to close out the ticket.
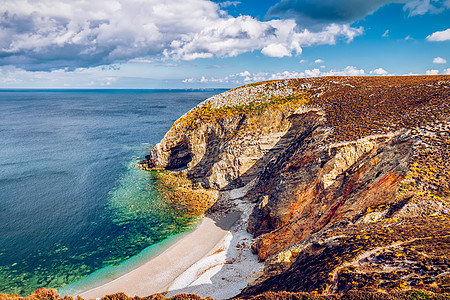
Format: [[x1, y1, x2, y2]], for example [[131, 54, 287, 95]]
[[0, 89, 224, 295]]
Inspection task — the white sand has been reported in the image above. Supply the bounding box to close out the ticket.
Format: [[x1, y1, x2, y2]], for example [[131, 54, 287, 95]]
[[165, 228, 263, 299], [165, 192, 264, 300], [79, 184, 263, 300], [79, 217, 230, 299]]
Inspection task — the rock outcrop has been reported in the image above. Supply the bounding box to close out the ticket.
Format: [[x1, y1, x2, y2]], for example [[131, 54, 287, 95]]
[[140, 75, 450, 297], [139, 81, 311, 190]]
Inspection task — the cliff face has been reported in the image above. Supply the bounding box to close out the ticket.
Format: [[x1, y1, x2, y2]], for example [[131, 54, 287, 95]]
[[141, 75, 450, 296], [140, 81, 311, 190], [247, 130, 414, 261]]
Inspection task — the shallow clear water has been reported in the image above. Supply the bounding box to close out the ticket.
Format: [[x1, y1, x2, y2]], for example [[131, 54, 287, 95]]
[[0, 89, 223, 295]]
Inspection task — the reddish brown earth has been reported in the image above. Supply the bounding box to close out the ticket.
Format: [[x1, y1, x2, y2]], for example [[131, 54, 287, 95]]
[[140, 75, 450, 298], [4, 76, 450, 299]]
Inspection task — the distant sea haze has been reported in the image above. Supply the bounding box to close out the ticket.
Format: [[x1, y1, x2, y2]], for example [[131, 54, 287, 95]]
[[0, 89, 224, 296]]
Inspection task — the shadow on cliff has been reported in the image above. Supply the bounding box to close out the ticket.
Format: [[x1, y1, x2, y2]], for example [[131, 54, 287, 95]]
[[164, 112, 325, 299], [185, 114, 250, 189], [187, 110, 321, 192]]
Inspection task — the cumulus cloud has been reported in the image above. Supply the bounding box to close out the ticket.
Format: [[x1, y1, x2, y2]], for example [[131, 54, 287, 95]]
[[323, 66, 365, 76], [370, 68, 389, 75], [445, 68, 450, 74], [314, 59, 324, 63], [183, 65, 369, 85], [166, 18, 360, 61], [267, 0, 449, 29], [292, 24, 363, 46], [426, 28, 450, 41], [403, 0, 445, 16], [426, 69, 439, 75], [433, 57, 447, 64], [0, 0, 364, 70], [261, 44, 293, 57], [218, 1, 241, 8], [1, 0, 222, 69]]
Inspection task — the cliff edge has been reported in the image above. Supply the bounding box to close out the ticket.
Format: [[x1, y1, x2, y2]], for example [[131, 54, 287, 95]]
[[140, 76, 450, 297]]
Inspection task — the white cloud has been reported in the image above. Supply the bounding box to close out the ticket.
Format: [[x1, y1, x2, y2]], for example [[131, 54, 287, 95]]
[[261, 44, 292, 58], [218, 1, 241, 8], [0, 0, 363, 70], [314, 59, 324, 63], [444, 68, 450, 75], [270, 70, 306, 79], [433, 57, 447, 64], [0, 64, 131, 87], [426, 69, 439, 75], [403, 0, 444, 16], [426, 28, 450, 41], [382, 29, 390, 37], [183, 66, 369, 85], [293, 24, 364, 46], [167, 18, 361, 61], [304, 69, 322, 77], [128, 58, 159, 64], [370, 68, 389, 75], [323, 66, 365, 76]]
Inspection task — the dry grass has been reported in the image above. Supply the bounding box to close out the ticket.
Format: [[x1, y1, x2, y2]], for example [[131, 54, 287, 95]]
[[172, 92, 310, 136], [3, 288, 449, 300]]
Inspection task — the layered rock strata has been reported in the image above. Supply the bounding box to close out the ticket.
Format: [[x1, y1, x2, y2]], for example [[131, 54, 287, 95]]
[[140, 76, 450, 296]]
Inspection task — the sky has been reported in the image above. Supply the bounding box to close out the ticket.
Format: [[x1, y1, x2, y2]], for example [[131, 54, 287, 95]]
[[0, 0, 449, 89]]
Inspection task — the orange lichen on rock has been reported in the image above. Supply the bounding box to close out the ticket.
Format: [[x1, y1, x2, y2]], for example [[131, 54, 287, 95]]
[[151, 171, 218, 216]]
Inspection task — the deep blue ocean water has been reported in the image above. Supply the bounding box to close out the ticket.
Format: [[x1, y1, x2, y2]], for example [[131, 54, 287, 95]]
[[0, 89, 224, 296]]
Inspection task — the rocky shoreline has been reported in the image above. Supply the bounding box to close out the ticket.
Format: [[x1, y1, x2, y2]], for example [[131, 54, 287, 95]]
[[140, 76, 450, 298], [3, 76, 450, 300]]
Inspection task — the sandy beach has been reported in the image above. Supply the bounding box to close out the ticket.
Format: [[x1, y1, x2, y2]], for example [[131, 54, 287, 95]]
[[79, 215, 236, 299], [77, 183, 264, 300]]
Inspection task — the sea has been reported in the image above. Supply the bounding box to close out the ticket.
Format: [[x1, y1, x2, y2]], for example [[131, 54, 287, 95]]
[[0, 89, 225, 296]]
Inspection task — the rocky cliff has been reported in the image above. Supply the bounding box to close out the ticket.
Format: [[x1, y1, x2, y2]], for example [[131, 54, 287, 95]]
[[140, 76, 450, 297]]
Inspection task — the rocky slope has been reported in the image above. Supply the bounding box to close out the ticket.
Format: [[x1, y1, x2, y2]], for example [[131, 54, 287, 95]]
[[3, 76, 450, 300], [139, 75, 450, 298]]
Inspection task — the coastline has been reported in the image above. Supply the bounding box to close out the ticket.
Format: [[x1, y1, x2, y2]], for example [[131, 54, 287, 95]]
[[77, 216, 234, 299]]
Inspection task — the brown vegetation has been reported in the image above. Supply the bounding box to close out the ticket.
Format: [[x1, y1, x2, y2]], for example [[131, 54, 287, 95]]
[[172, 92, 310, 137], [284, 76, 450, 198], [151, 171, 217, 216], [2, 288, 450, 300], [135, 76, 450, 299], [0, 289, 214, 300], [240, 214, 450, 297]]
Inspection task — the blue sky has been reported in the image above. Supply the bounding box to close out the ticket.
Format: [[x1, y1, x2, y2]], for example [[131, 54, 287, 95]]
[[0, 0, 449, 89]]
